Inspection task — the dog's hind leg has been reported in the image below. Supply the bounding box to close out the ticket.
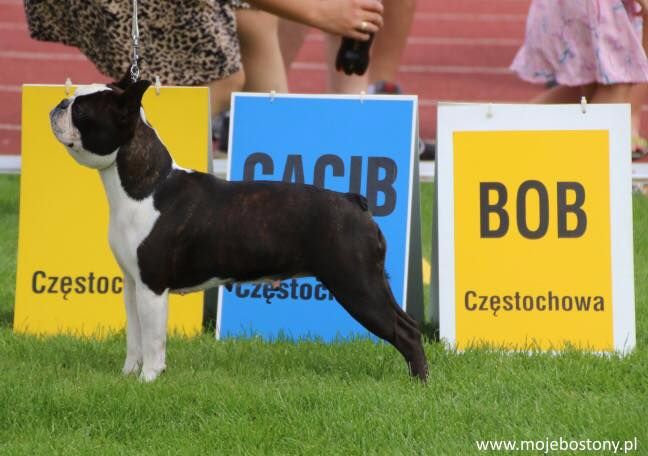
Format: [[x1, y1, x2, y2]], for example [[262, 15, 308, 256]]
[[384, 279, 429, 381], [122, 274, 143, 376], [322, 271, 428, 382], [135, 284, 169, 382]]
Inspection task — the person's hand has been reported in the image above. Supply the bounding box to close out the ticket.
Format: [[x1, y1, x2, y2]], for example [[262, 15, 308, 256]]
[[336, 34, 375, 75], [312, 0, 384, 41], [632, 0, 648, 16]]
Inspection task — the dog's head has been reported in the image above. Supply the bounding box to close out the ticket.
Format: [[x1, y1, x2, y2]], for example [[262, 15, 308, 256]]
[[50, 78, 151, 169]]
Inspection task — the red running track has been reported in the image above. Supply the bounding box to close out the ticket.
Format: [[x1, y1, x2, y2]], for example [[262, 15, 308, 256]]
[[1, 0, 647, 162]]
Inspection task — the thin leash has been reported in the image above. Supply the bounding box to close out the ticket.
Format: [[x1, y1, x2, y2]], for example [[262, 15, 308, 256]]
[[130, 0, 140, 82]]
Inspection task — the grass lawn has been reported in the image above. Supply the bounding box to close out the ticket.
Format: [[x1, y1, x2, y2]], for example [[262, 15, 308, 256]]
[[0, 174, 647, 454]]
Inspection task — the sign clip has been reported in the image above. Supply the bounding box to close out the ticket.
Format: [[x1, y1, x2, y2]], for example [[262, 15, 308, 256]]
[[65, 77, 72, 96], [486, 103, 493, 118], [269, 90, 276, 102], [154, 75, 161, 96], [581, 96, 587, 114]]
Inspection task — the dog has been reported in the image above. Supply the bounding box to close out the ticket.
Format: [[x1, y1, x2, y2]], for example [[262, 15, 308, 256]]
[[49, 76, 428, 382]]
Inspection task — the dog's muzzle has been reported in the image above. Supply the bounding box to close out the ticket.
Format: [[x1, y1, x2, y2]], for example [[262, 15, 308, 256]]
[[50, 98, 70, 122], [55, 98, 71, 111], [49, 99, 75, 145]]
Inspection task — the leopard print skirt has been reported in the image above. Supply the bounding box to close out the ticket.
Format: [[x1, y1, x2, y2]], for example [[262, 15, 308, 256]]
[[24, 0, 241, 85]]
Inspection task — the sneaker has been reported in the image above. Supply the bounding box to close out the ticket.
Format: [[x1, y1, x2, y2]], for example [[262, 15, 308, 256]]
[[368, 80, 402, 95]]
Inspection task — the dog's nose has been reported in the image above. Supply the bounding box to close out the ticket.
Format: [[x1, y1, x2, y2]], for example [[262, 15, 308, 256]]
[[56, 98, 71, 110]]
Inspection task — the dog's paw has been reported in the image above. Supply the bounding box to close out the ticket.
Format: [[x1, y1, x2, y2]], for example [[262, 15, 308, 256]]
[[122, 357, 142, 376], [139, 365, 166, 383]]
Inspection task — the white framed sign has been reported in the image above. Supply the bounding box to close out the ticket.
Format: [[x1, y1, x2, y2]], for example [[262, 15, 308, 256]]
[[434, 103, 635, 353]]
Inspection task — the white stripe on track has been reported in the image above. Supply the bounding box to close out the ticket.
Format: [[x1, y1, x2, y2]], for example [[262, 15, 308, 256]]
[[292, 61, 514, 75], [0, 21, 25, 30], [0, 84, 21, 92], [304, 35, 521, 47], [408, 36, 520, 46], [0, 155, 21, 174], [0, 50, 86, 61], [414, 12, 526, 22]]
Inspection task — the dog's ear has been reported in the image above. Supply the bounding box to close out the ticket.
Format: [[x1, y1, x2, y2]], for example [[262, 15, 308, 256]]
[[120, 79, 152, 115]]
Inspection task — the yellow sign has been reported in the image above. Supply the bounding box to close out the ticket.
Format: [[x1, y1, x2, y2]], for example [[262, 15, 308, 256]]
[[436, 103, 635, 353], [454, 130, 611, 350], [14, 85, 210, 337]]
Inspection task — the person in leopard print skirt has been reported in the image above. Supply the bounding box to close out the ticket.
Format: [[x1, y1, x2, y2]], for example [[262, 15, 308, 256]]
[[24, 0, 383, 116]]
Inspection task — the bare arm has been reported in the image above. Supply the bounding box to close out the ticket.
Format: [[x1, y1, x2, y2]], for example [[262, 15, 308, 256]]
[[247, 0, 383, 40]]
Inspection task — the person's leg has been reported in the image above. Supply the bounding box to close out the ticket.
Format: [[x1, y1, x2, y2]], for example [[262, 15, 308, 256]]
[[207, 69, 245, 116], [208, 70, 245, 154], [631, 84, 648, 137], [237, 9, 289, 93], [589, 83, 648, 160], [368, 0, 416, 85], [326, 34, 369, 93], [530, 84, 593, 104], [589, 82, 633, 103], [278, 19, 310, 73], [358, 0, 437, 159], [630, 84, 648, 159], [280, 20, 368, 93]]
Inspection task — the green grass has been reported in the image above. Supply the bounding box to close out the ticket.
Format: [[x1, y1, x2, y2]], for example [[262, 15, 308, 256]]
[[1, 175, 647, 454], [0, 175, 18, 326]]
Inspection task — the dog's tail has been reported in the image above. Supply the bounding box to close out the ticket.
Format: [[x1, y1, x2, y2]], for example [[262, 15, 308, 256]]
[[344, 192, 369, 212]]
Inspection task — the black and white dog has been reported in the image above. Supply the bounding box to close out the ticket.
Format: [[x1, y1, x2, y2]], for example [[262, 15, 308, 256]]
[[49, 77, 428, 382]]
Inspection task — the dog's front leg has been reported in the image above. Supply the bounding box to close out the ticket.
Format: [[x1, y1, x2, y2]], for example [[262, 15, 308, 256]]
[[122, 274, 143, 376], [136, 284, 169, 382]]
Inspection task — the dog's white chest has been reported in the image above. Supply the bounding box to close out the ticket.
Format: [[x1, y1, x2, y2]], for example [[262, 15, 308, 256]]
[[100, 164, 159, 276]]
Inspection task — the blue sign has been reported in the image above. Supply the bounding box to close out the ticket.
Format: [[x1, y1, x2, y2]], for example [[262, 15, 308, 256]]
[[217, 94, 418, 341]]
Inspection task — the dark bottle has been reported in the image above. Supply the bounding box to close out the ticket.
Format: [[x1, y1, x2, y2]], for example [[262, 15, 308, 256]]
[[335, 34, 375, 76]]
